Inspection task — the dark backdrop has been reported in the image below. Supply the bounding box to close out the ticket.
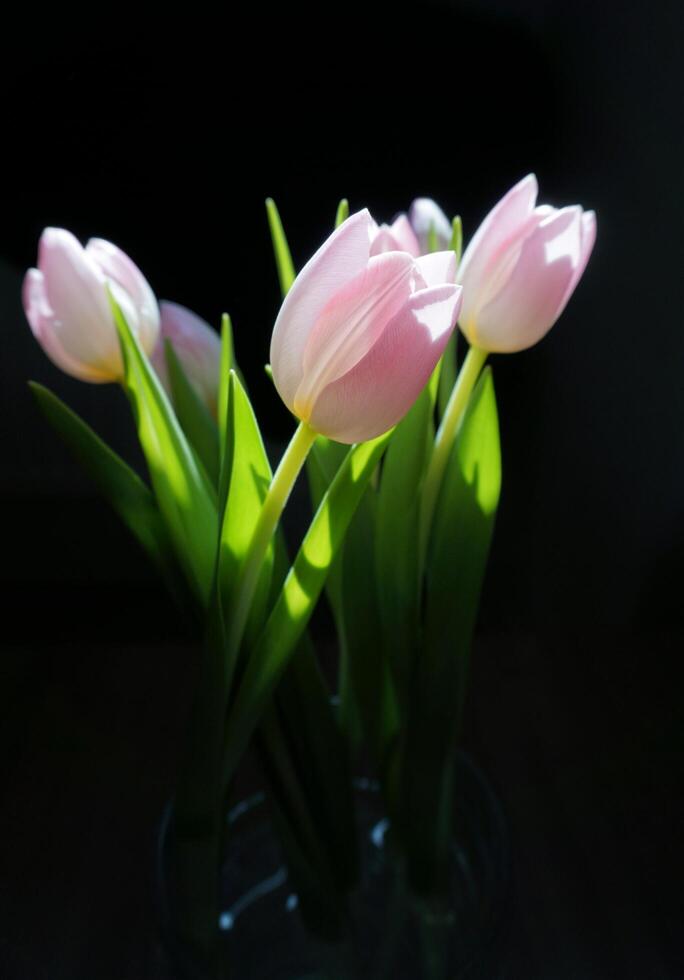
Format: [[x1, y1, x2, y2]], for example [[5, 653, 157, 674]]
[[1, 3, 683, 978]]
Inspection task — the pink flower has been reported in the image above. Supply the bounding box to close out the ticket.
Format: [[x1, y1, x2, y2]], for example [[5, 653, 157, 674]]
[[270, 209, 462, 444], [457, 174, 596, 353], [409, 198, 453, 253], [369, 214, 421, 257], [369, 199, 452, 257], [150, 302, 222, 416], [23, 228, 159, 382]]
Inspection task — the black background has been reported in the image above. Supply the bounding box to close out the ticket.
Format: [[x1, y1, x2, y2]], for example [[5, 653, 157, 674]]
[[1, 2, 683, 978]]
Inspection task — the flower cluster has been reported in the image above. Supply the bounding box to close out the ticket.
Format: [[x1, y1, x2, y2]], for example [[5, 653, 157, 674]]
[[23, 175, 595, 443]]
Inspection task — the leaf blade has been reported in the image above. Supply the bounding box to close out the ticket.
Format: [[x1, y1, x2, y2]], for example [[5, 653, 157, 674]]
[[375, 385, 434, 705], [217, 312, 234, 475], [402, 368, 501, 894], [335, 198, 350, 228], [29, 382, 188, 606], [112, 295, 218, 605], [218, 371, 274, 664], [266, 198, 296, 298], [222, 431, 393, 780]]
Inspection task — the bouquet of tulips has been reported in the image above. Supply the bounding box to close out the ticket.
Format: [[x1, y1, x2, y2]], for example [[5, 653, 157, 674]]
[[23, 175, 595, 978]]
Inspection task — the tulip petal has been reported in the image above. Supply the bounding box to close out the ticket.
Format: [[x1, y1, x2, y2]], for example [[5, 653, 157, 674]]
[[23, 268, 111, 382], [472, 207, 583, 352], [369, 226, 399, 256], [460, 205, 554, 329], [37, 229, 125, 378], [370, 216, 421, 257], [86, 238, 160, 354], [415, 250, 457, 287], [294, 251, 417, 420], [409, 198, 453, 252], [458, 174, 538, 302], [40, 229, 109, 321], [308, 283, 462, 443], [561, 210, 596, 307], [270, 209, 374, 410], [152, 301, 221, 413], [389, 215, 422, 256]]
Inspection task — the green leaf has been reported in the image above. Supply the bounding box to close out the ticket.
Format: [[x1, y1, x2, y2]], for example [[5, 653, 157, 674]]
[[112, 298, 218, 606], [222, 430, 393, 781], [217, 313, 234, 476], [427, 223, 439, 254], [246, 517, 360, 911], [403, 368, 501, 895], [307, 436, 348, 510], [217, 371, 274, 668], [266, 197, 296, 298], [29, 382, 187, 606], [335, 198, 350, 228], [426, 366, 501, 654], [306, 436, 397, 759], [306, 436, 348, 615], [263, 519, 360, 900], [165, 340, 220, 488], [306, 436, 364, 745], [426, 368, 500, 722], [339, 484, 399, 765], [375, 385, 434, 706], [437, 330, 459, 422], [450, 215, 463, 265], [434, 218, 463, 420]]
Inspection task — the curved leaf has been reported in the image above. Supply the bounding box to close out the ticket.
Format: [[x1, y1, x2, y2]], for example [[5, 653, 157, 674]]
[[218, 371, 274, 668], [222, 431, 392, 780], [375, 386, 434, 706], [112, 298, 218, 605], [335, 198, 350, 228], [29, 382, 186, 604], [403, 367, 501, 895], [266, 198, 296, 298]]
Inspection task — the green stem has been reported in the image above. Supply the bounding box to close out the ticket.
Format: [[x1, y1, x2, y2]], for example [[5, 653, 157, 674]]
[[419, 345, 488, 565], [227, 420, 317, 659]]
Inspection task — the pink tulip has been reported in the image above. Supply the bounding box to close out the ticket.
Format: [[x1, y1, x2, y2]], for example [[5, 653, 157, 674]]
[[409, 198, 453, 253], [270, 209, 462, 444], [457, 174, 596, 353], [23, 228, 160, 382], [151, 302, 222, 416], [369, 214, 421, 257]]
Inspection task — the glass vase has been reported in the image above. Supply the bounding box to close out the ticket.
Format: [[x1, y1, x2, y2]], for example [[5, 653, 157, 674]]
[[156, 751, 510, 980]]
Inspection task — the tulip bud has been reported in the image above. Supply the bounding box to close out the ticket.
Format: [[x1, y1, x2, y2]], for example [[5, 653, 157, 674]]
[[270, 209, 462, 444], [22, 228, 160, 382], [409, 198, 453, 253], [457, 174, 596, 353], [151, 302, 222, 416], [369, 214, 421, 257]]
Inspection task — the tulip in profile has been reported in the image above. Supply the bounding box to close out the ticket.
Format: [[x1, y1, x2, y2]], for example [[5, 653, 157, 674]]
[[409, 198, 453, 253], [270, 209, 462, 444], [23, 228, 160, 383], [151, 302, 222, 416], [457, 174, 596, 353]]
